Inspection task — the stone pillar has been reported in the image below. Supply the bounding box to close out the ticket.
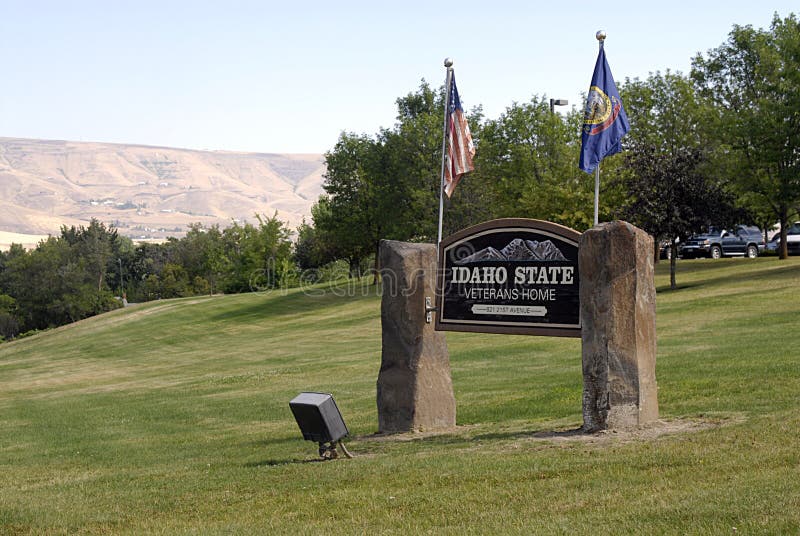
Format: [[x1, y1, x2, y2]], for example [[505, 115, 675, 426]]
[[579, 221, 658, 431], [377, 240, 456, 433]]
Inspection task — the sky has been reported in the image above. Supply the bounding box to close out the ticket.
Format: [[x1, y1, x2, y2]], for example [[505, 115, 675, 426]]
[[1, 1, 797, 154]]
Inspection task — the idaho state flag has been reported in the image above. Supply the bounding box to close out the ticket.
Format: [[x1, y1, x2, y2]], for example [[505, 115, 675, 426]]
[[579, 47, 629, 173]]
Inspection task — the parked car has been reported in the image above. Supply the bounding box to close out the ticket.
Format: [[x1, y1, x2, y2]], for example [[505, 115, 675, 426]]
[[680, 225, 764, 259], [766, 222, 800, 255], [659, 238, 679, 260]]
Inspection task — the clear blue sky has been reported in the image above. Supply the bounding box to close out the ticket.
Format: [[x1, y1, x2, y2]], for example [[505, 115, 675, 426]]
[[1, 1, 796, 154]]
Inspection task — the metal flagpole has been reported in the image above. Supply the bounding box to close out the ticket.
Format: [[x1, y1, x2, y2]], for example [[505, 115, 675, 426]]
[[437, 58, 454, 253], [594, 164, 600, 226], [593, 30, 606, 227]]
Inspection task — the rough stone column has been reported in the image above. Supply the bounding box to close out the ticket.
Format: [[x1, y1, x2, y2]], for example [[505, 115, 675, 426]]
[[377, 240, 456, 433], [579, 221, 658, 431]]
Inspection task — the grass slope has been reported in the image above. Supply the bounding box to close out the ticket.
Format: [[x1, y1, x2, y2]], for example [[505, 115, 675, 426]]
[[1, 258, 799, 534]]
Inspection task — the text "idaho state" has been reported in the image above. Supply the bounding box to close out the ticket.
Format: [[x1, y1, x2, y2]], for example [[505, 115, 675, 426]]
[[451, 266, 574, 286]]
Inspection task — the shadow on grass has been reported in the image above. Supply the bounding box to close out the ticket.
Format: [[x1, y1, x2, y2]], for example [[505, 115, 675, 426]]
[[656, 283, 695, 293], [355, 425, 589, 447], [247, 425, 600, 465], [656, 261, 799, 294], [210, 284, 378, 323], [472, 427, 585, 442], [244, 457, 326, 467], [359, 431, 471, 446], [245, 433, 348, 466]]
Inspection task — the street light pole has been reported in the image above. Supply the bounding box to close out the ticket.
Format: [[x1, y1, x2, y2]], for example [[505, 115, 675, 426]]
[[118, 258, 123, 297]]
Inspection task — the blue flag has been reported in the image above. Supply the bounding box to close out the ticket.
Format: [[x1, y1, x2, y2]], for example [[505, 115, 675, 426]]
[[579, 47, 629, 173]]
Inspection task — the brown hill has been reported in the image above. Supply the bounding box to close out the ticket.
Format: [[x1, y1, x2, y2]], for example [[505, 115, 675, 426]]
[[0, 137, 325, 240]]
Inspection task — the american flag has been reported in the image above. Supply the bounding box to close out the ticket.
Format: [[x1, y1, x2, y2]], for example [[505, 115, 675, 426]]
[[443, 74, 475, 198]]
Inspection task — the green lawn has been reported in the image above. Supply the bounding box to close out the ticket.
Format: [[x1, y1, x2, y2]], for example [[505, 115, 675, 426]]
[[1, 258, 799, 534]]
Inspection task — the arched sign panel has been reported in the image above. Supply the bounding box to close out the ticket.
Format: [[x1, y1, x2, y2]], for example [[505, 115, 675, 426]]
[[436, 218, 581, 337]]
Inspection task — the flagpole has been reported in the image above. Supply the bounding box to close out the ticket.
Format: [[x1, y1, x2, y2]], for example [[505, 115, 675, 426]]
[[437, 58, 454, 252], [593, 30, 606, 227], [594, 164, 600, 226]]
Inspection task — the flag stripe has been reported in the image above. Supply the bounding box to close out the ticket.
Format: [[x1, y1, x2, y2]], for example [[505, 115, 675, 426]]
[[444, 75, 475, 198]]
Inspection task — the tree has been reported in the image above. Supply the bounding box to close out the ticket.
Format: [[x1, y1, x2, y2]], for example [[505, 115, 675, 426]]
[[620, 146, 738, 289], [108, 235, 135, 297], [61, 219, 119, 292], [316, 81, 485, 281], [476, 96, 594, 230], [2, 236, 119, 330], [619, 71, 724, 263], [221, 214, 293, 292], [692, 13, 800, 259], [159, 263, 190, 298], [175, 224, 228, 294], [0, 294, 19, 340], [622, 71, 709, 156], [293, 219, 334, 273], [380, 81, 471, 240], [124, 242, 171, 302], [315, 133, 381, 277]]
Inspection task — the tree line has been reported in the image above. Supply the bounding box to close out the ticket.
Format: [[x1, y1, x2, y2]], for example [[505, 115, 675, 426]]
[[1, 13, 798, 339], [0, 216, 302, 340], [300, 13, 800, 290]]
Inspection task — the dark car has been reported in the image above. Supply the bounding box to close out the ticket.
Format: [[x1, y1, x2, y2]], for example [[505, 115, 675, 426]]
[[680, 225, 764, 259]]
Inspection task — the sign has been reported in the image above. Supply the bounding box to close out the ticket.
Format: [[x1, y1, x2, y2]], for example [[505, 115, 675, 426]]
[[436, 219, 581, 337]]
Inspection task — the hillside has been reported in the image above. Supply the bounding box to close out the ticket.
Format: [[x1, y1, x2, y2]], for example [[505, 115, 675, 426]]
[[0, 137, 325, 240], [1, 258, 799, 533], [0, 231, 49, 251]]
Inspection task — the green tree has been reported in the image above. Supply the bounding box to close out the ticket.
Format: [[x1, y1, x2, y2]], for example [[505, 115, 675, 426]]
[[476, 96, 593, 230], [159, 263, 190, 298], [175, 224, 228, 295], [2, 237, 119, 330], [315, 133, 380, 277], [618, 70, 724, 264], [124, 242, 171, 302], [0, 294, 19, 340], [692, 13, 800, 259], [620, 146, 739, 289], [222, 214, 293, 292], [108, 235, 135, 297], [381, 81, 468, 240], [61, 219, 119, 292], [293, 220, 323, 271], [622, 71, 710, 156], [316, 81, 485, 280]]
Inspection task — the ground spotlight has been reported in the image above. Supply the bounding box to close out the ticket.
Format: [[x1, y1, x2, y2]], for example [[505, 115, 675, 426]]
[[289, 392, 353, 459]]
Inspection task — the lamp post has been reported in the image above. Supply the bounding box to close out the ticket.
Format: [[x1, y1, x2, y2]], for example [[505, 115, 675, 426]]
[[549, 98, 568, 113]]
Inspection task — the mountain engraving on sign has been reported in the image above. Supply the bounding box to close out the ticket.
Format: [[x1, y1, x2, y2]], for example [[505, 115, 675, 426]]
[[456, 238, 567, 264]]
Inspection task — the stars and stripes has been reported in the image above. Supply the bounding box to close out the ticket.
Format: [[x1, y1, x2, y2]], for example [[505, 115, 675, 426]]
[[443, 75, 475, 198]]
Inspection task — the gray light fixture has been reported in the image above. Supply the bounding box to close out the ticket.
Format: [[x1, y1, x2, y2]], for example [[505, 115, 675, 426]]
[[549, 98, 569, 113], [289, 392, 353, 459]]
